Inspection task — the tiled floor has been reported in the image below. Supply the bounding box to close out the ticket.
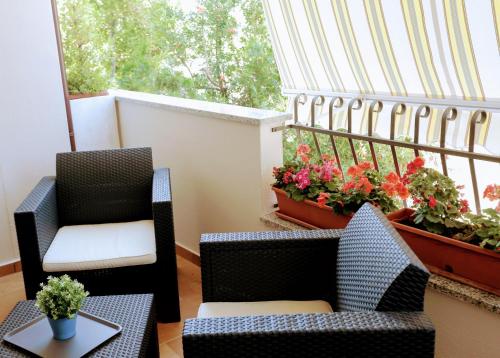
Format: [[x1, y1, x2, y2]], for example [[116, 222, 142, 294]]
[[0, 256, 202, 358]]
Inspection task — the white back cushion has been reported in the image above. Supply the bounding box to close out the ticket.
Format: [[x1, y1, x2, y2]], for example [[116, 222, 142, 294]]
[[43, 220, 156, 272]]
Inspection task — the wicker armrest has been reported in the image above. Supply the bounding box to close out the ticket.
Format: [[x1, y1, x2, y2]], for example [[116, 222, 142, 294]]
[[183, 312, 435, 358], [152, 168, 175, 259], [14, 176, 59, 297], [151, 168, 180, 322], [200, 230, 341, 303]]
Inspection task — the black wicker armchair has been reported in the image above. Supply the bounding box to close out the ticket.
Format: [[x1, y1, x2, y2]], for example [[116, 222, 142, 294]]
[[14, 147, 180, 323], [183, 203, 435, 357]]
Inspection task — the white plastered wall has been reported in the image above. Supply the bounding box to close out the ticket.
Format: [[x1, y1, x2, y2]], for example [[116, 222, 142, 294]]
[[0, 0, 71, 264]]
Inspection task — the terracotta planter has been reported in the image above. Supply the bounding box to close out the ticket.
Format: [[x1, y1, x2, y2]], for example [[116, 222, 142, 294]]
[[387, 208, 500, 295], [272, 187, 352, 229]]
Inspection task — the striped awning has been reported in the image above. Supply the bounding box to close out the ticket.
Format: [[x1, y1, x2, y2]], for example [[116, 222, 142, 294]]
[[263, 0, 500, 153]]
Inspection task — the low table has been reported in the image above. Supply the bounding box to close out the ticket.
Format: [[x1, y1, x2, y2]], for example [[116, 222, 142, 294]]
[[0, 294, 159, 357]]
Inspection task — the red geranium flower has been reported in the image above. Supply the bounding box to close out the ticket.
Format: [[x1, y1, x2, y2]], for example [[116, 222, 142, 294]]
[[382, 172, 409, 200], [283, 170, 294, 184], [358, 161, 373, 171], [459, 199, 470, 213], [342, 181, 356, 192], [317, 192, 330, 207], [403, 157, 426, 183], [356, 176, 373, 194], [483, 184, 500, 201], [428, 195, 437, 208], [347, 165, 364, 178]]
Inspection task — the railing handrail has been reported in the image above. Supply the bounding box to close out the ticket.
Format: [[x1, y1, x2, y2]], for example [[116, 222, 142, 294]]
[[282, 88, 500, 112], [272, 123, 500, 163]]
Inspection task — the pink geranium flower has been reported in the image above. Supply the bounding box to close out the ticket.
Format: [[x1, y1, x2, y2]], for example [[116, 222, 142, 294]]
[[294, 168, 311, 190]]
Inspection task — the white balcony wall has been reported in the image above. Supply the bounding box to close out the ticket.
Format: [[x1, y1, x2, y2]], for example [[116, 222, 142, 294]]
[[425, 289, 499, 358], [0, 0, 71, 265], [72, 90, 288, 254]]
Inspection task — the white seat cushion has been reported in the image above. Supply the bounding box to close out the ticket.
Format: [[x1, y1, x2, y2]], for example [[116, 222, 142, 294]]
[[43, 220, 156, 272], [197, 300, 333, 318]]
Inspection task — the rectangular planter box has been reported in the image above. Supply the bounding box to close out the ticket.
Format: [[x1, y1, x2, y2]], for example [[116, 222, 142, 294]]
[[387, 208, 500, 295], [272, 187, 352, 229]]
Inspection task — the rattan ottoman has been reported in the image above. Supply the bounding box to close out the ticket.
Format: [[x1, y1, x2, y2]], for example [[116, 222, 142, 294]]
[[0, 294, 159, 357]]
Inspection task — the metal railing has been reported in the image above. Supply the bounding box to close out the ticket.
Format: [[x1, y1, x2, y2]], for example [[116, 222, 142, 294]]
[[273, 94, 500, 214]]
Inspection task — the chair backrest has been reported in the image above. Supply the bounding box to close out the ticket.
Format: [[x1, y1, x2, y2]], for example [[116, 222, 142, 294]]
[[336, 203, 429, 312], [56, 147, 153, 226]]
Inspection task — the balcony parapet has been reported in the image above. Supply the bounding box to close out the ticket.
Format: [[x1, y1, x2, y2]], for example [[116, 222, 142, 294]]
[[110, 89, 290, 126]]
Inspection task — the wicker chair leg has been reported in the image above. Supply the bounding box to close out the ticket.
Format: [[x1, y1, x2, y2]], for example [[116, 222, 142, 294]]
[[155, 288, 181, 323]]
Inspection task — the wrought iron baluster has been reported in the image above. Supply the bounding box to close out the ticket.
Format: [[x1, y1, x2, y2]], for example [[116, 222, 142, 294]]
[[293, 93, 307, 143], [439, 107, 458, 176], [347, 98, 363, 165], [390, 103, 407, 176], [413, 105, 431, 157], [328, 97, 345, 178], [468, 110, 487, 214], [310, 95, 325, 157], [367, 100, 383, 171]]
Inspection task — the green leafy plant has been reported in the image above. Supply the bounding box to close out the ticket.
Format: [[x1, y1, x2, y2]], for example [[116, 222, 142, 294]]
[[456, 184, 500, 251], [35, 275, 89, 320], [403, 157, 469, 235], [460, 209, 500, 251], [273, 144, 407, 215], [404, 158, 499, 252]]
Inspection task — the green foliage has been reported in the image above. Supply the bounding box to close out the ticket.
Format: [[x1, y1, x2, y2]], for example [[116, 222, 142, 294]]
[[407, 166, 466, 235], [57, 0, 286, 110], [405, 158, 499, 252], [35, 275, 89, 320], [461, 209, 500, 252], [58, 0, 109, 94]]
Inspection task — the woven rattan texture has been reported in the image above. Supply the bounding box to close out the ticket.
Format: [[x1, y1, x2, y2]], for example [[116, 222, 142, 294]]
[[56, 147, 153, 225], [183, 312, 434, 358], [152, 168, 180, 322], [0, 294, 159, 357], [336, 204, 429, 312], [14, 177, 59, 298], [200, 229, 343, 243], [14, 149, 180, 322], [200, 231, 340, 303]]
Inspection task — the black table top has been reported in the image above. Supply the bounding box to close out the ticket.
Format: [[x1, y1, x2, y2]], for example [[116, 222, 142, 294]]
[[0, 294, 156, 357]]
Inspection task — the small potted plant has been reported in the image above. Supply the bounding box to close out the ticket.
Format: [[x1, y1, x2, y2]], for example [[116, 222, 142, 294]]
[[272, 144, 406, 228], [36, 275, 89, 340], [387, 157, 500, 294]]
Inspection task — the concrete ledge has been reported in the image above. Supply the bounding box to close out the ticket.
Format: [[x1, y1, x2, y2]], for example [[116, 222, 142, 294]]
[[111, 89, 291, 126]]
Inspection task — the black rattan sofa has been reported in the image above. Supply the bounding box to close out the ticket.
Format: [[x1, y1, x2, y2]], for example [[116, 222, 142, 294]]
[[14, 147, 180, 323], [183, 203, 435, 357]]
